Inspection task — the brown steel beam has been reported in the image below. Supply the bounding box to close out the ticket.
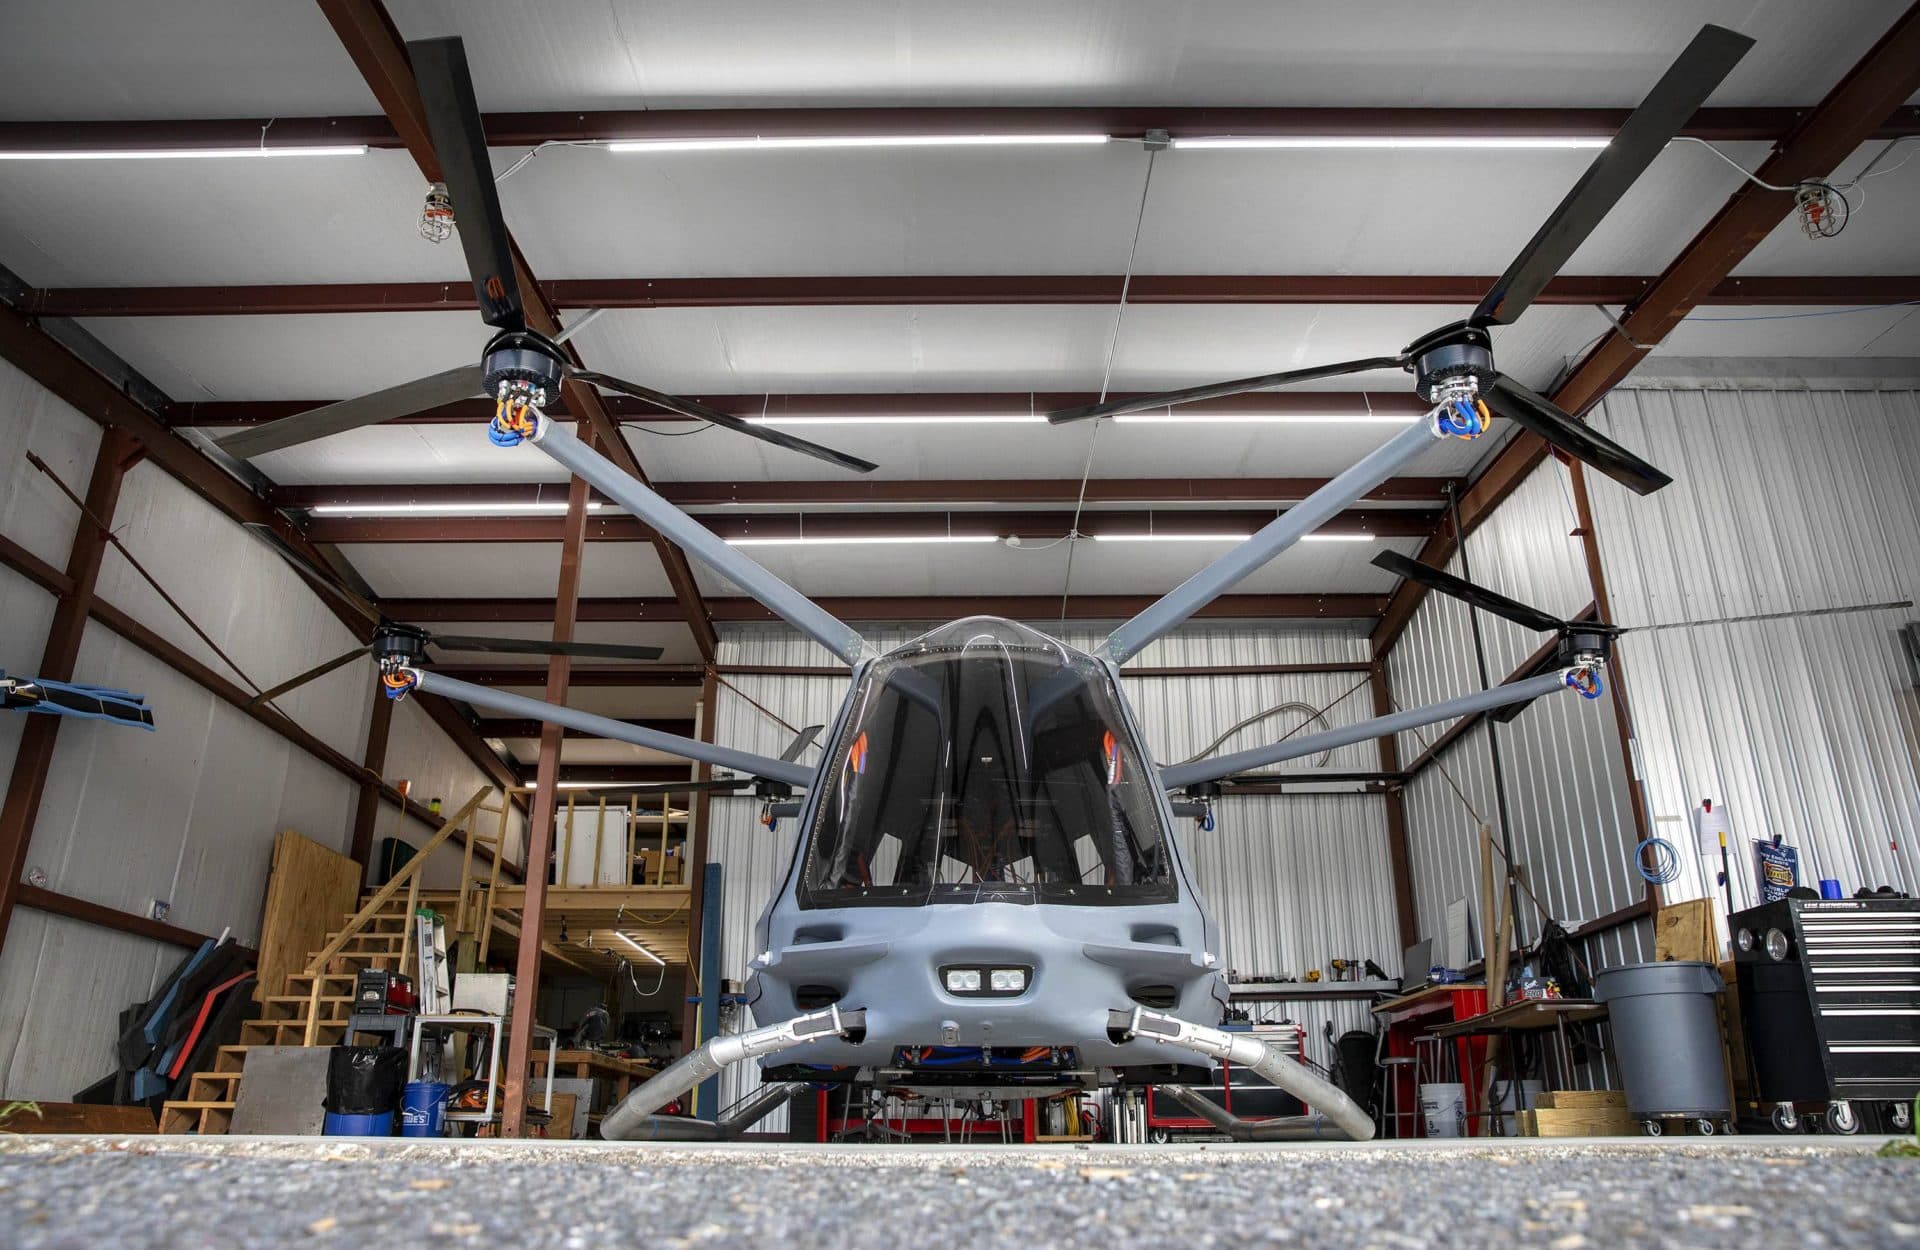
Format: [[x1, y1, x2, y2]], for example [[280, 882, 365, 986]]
[[272, 474, 1461, 509], [0, 430, 132, 957], [315, 0, 717, 662], [304, 507, 1435, 544], [38, 273, 1920, 319], [684, 671, 720, 1060], [501, 467, 590, 1136], [3, 105, 1915, 153], [17, 884, 256, 955], [387, 593, 1388, 624], [1372, 5, 1920, 660], [348, 691, 395, 869], [1371, 664, 1418, 951], [175, 389, 1431, 428]]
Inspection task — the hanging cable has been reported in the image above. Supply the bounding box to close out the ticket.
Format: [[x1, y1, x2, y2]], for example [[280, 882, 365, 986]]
[[1059, 144, 1159, 623]]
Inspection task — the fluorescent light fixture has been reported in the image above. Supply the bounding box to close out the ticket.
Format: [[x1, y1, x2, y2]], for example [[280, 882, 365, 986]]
[[309, 501, 604, 517], [1172, 136, 1608, 151], [744, 414, 1045, 426], [609, 134, 1109, 153], [726, 534, 999, 547], [1094, 532, 1376, 543], [613, 931, 666, 967], [1112, 413, 1417, 425], [0, 145, 370, 160]]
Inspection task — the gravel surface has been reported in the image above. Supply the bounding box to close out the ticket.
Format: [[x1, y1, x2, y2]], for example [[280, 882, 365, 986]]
[[1, 1135, 1915, 1249]]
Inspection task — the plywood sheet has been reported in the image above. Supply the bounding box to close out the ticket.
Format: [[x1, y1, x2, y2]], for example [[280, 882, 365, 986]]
[[255, 830, 361, 1001], [230, 1046, 331, 1136], [1653, 899, 1718, 964]]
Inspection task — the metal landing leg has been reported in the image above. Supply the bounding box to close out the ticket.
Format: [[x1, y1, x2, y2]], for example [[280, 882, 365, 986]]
[[600, 1005, 863, 1141], [1110, 1007, 1377, 1142]]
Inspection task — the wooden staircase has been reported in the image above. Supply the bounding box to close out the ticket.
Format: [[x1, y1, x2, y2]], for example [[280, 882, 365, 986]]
[[159, 898, 417, 1134], [160, 788, 498, 1135]]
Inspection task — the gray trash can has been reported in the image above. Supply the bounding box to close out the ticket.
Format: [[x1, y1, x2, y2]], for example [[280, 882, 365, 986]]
[[1593, 960, 1729, 1121]]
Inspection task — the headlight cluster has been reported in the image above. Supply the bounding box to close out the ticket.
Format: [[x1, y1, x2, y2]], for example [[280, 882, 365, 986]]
[[941, 965, 1030, 996]]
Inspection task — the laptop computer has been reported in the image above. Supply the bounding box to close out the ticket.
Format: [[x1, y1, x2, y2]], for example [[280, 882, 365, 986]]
[[1400, 939, 1434, 992]]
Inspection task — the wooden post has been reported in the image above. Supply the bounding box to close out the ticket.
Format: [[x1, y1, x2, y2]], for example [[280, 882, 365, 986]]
[[0, 430, 134, 958], [501, 471, 590, 1136]]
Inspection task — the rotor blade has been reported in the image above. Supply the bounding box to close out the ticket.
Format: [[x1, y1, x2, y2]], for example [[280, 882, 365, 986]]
[[427, 634, 666, 661], [780, 725, 824, 762], [409, 36, 524, 331], [244, 644, 373, 709], [242, 522, 382, 625], [218, 365, 485, 459], [569, 369, 879, 474], [1046, 356, 1408, 424], [1482, 373, 1672, 495], [1371, 550, 1567, 634], [1472, 24, 1753, 326]]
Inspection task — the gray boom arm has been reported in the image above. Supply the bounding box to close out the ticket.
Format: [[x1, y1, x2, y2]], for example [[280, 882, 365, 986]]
[[529, 416, 870, 665], [1159, 669, 1569, 790], [411, 669, 814, 788], [1102, 417, 1438, 664]]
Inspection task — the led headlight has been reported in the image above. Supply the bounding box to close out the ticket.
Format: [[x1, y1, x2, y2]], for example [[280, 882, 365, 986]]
[[1736, 928, 1755, 953], [1765, 928, 1790, 962], [944, 969, 982, 993], [989, 968, 1028, 993]]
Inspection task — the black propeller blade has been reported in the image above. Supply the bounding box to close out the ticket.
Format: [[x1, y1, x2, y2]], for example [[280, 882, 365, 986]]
[[427, 633, 665, 661], [1471, 24, 1753, 327], [219, 366, 485, 461], [1046, 356, 1408, 425], [780, 724, 824, 762], [583, 777, 755, 796], [569, 370, 878, 474], [1482, 374, 1672, 495], [410, 37, 524, 332], [1371, 550, 1567, 634], [244, 643, 374, 709]]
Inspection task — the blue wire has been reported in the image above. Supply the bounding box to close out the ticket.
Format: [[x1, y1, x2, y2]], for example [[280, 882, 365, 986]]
[[1636, 836, 1681, 885]]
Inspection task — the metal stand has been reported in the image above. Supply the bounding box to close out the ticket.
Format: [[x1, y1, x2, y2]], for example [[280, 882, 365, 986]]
[[599, 1005, 865, 1141], [1110, 1007, 1376, 1141]]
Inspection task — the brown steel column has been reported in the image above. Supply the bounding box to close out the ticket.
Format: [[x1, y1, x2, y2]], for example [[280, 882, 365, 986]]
[[0, 429, 134, 955], [347, 690, 395, 869], [499, 471, 589, 1136], [1566, 461, 1661, 908], [1370, 663, 1419, 949], [681, 670, 720, 1053]]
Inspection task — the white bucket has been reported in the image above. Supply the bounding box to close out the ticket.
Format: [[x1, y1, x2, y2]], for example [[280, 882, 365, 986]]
[[1419, 1082, 1467, 1138]]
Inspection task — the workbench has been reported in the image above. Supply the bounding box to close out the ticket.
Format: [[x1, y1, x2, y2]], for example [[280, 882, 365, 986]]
[[1431, 998, 1608, 1115], [529, 1049, 660, 1102]]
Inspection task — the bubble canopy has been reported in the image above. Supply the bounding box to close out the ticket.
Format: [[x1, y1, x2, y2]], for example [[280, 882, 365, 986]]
[[799, 618, 1175, 909]]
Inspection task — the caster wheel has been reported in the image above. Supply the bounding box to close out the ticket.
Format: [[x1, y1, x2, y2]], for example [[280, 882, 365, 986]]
[[1148, 1129, 1170, 1145], [1642, 1119, 1663, 1137], [1771, 1104, 1799, 1134], [1891, 1102, 1913, 1131], [1827, 1101, 1858, 1135], [1695, 1119, 1716, 1136]]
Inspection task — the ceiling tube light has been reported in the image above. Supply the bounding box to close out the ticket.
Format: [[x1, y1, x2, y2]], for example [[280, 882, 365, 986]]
[[1112, 413, 1417, 425], [1094, 531, 1376, 543], [0, 145, 370, 160], [613, 931, 667, 967], [308, 501, 605, 517], [744, 414, 1045, 426], [726, 534, 999, 547], [608, 134, 1110, 153], [1171, 136, 1608, 151], [1300, 532, 1377, 542]]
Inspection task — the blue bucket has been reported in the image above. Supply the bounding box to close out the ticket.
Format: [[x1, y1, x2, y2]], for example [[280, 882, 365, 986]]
[[400, 1080, 451, 1138], [323, 1110, 393, 1137]]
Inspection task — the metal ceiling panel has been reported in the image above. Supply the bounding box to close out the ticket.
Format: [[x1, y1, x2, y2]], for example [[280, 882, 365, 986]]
[[332, 539, 676, 599]]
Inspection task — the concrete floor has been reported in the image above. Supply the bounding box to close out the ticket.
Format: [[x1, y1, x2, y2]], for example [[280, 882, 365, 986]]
[[1, 1134, 1913, 1249]]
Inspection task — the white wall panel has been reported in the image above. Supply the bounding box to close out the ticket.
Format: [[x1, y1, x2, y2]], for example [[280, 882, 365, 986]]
[[0, 565, 59, 785], [0, 357, 100, 569], [0, 910, 175, 1102], [1586, 386, 1920, 909]]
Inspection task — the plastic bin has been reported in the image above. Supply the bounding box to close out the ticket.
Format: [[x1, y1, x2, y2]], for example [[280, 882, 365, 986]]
[[322, 1110, 393, 1136], [400, 1080, 451, 1138], [1593, 960, 1729, 1120]]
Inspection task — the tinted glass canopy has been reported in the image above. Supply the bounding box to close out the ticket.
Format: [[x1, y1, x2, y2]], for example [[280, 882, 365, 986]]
[[799, 619, 1175, 908]]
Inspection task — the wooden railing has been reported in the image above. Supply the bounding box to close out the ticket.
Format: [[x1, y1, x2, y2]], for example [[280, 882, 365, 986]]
[[301, 786, 490, 1045]]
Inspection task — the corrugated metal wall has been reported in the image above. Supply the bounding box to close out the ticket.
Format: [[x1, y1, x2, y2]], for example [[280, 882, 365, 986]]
[[1386, 459, 1646, 964], [1585, 386, 1920, 912], [704, 620, 1397, 1127], [0, 364, 511, 1100]]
